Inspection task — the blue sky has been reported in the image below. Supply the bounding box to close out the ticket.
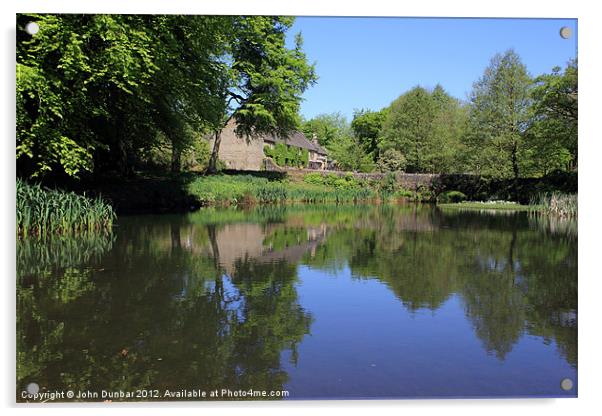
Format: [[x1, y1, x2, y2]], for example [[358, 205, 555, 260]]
[[287, 17, 578, 121]]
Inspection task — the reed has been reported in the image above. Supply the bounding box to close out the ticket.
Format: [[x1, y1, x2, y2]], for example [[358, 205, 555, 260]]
[[16, 179, 116, 238], [530, 192, 577, 218]]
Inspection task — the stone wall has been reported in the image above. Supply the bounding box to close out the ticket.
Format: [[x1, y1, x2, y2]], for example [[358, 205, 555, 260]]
[[283, 167, 438, 190], [282, 168, 577, 203]]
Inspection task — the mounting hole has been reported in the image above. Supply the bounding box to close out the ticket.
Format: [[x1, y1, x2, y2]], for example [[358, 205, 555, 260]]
[[26, 382, 40, 395], [25, 22, 39, 36], [560, 378, 574, 391], [559, 26, 572, 39]]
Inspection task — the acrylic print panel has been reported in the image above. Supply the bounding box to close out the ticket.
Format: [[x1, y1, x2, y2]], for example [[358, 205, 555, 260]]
[[16, 14, 578, 402]]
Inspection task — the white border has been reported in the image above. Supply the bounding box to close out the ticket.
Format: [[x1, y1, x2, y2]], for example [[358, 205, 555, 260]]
[[3, 1, 601, 415]]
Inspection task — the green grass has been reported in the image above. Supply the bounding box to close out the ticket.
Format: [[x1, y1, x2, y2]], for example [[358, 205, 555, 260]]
[[185, 174, 377, 206], [437, 201, 540, 211], [17, 179, 116, 238]]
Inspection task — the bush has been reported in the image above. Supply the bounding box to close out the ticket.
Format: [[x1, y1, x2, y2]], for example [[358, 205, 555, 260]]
[[377, 148, 407, 172], [303, 172, 325, 186], [394, 189, 414, 199], [437, 190, 467, 203], [379, 172, 397, 196]]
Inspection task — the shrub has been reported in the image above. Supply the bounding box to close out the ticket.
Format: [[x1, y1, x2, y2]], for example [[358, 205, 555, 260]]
[[437, 190, 467, 203], [377, 148, 407, 172], [303, 172, 325, 185], [379, 172, 398, 196], [394, 189, 414, 199]]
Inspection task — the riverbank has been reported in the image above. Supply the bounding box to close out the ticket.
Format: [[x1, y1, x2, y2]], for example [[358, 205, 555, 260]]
[[20, 170, 578, 219], [437, 201, 539, 211], [438, 193, 577, 218]]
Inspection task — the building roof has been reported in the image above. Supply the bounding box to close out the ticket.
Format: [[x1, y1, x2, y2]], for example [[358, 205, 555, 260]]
[[263, 131, 328, 156]]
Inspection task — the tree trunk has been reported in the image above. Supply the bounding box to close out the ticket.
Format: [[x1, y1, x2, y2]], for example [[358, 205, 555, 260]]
[[511, 140, 519, 179], [171, 143, 182, 173], [208, 130, 222, 173]]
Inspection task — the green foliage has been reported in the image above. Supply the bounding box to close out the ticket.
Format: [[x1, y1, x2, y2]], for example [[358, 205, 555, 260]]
[[301, 148, 309, 168], [303, 172, 360, 189], [379, 85, 466, 173], [351, 108, 388, 161], [186, 173, 376, 206], [17, 14, 315, 178], [437, 190, 467, 203], [264, 143, 308, 168], [378, 172, 398, 196], [16, 179, 115, 237], [301, 112, 349, 148], [329, 134, 375, 172], [523, 60, 577, 176], [465, 50, 532, 179], [208, 17, 318, 172], [377, 148, 407, 172], [303, 172, 326, 186]]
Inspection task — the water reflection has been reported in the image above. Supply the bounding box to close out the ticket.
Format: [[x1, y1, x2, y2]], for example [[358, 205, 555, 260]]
[[17, 205, 577, 400]]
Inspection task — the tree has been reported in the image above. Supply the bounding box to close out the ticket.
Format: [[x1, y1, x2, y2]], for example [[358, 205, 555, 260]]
[[301, 112, 375, 172], [523, 60, 577, 175], [301, 112, 349, 148], [148, 16, 231, 173], [465, 50, 532, 179], [379, 85, 465, 173], [16, 14, 233, 178], [328, 134, 375, 172], [16, 15, 315, 178], [207, 18, 317, 173], [351, 108, 388, 162]]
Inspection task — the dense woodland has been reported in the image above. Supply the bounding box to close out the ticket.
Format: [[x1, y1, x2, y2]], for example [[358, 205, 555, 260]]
[[17, 14, 577, 184], [302, 53, 577, 178]]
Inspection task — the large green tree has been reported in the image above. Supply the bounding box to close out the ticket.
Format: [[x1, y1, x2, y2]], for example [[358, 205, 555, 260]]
[[465, 50, 532, 179], [302, 112, 375, 172], [300, 112, 349, 148], [16, 15, 315, 178], [522, 60, 577, 175], [379, 85, 466, 173], [207, 18, 317, 173], [351, 108, 388, 162]]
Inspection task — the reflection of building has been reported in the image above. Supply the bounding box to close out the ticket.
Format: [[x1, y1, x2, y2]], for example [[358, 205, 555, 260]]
[[206, 119, 328, 171], [204, 223, 327, 276]]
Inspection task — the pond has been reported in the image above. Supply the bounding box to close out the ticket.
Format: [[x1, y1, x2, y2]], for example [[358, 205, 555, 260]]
[[16, 204, 577, 401]]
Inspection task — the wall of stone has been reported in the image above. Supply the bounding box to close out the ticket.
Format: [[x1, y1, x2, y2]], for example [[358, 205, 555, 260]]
[[206, 121, 264, 171], [282, 167, 437, 190], [282, 168, 577, 203]]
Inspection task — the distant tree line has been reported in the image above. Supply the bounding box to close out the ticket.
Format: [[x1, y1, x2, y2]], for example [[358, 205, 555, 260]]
[[17, 14, 316, 180], [302, 50, 577, 179]]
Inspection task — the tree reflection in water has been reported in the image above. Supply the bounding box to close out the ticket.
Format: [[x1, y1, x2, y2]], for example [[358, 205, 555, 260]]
[[17, 205, 577, 400]]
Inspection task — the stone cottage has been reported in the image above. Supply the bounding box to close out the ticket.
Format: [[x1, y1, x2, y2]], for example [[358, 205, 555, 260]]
[[206, 119, 328, 171]]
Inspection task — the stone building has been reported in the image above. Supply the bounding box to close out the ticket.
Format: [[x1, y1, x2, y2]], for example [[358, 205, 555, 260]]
[[206, 119, 328, 171]]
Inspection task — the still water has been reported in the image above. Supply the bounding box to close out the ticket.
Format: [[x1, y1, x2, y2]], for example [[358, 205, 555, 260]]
[[17, 204, 577, 400]]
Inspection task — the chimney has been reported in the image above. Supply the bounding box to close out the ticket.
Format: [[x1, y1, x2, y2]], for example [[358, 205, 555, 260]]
[[311, 133, 319, 146]]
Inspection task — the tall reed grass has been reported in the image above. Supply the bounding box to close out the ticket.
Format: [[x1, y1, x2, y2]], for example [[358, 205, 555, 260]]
[[17, 179, 116, 238], [530, 192, 577, 218]]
